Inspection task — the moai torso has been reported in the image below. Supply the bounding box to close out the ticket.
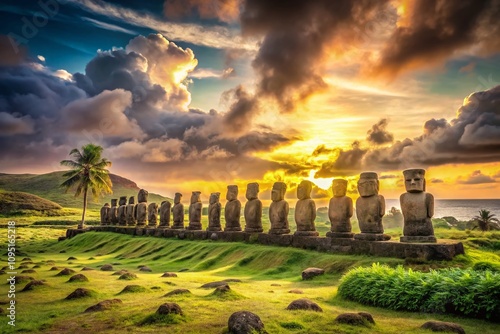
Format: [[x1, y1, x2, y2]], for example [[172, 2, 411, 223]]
[[188, 192, 202, 230], [172, 193, 185, 229], [110, 199, 119, 225], [136, 203, 147, 226], [269, 182, 290, 234], [225, 185, 242, 231], [148, 202, 158, 227], [100, 203, 110, 225], [126, 196, 136, 226], [244, 183, 263, 232], [208, 192, 222, 231], [328, 179, 353, 233], [294, 180, 317, 235], [118, 196, 127, 226], [356, 172, 385, 234], [159, 201, 171, 227]]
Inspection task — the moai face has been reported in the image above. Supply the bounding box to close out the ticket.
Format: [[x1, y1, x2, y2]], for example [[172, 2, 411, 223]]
[[119, 196, 127, 206], [271, 182, 286, 202], [210, 192, 220, 205], [226, 185, 238, 201], [357, 172, 379, 197], [332, 179, 348, 197], [297, 180, 312, 200], [191, 191, 201, 204], [128, 196, 135, 205], [111, 199, 118, 207], [174, 193, 182, 204], [138, 189, 148, 203], [403, 168, 426, 193], [246, 183, 259, 200]]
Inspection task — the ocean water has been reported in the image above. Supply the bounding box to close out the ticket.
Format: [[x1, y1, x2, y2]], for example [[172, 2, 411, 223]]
[[385, 199, 500, 221]]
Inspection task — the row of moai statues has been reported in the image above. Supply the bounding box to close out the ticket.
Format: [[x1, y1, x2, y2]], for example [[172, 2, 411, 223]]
[[100, 168, 436, 242]]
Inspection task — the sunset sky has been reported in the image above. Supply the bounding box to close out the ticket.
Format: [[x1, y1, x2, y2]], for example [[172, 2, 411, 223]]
[[1, 0, 500, 206]]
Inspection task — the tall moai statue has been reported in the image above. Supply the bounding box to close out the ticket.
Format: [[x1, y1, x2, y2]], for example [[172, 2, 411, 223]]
[[294, 180, 318, 236], [354, 172, 389, 241], [172, 193, 185, 229], [244, 183, 263, 233], [136, 189, 148, 226], [225, 185, 242, 231], [126, 196, 136, 226], [269, 182, 290, 234], [327, 179, 354, 238], [100, 203, 110, 225], [148, 202, 159, 227], [400, 168, 436, 243], [207, 192, 222, 231], [159, 201, 171, 228], [118, 196, 127, 226], [110, 199, 119, 225], [188, 191, 202, 230]]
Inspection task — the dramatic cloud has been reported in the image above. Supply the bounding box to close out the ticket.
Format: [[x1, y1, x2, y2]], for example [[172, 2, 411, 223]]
[[457, 170, 496, 185], [0, 112, 35, 136], [163, 0, 241, 23], [366, 118, 394, 145], [315, 141, 367, 177]]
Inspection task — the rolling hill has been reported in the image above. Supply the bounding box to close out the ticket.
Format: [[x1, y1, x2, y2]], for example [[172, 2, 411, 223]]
[[0, 171, 171, 209]]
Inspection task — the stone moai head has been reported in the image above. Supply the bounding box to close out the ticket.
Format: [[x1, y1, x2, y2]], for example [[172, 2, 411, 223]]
[[210, 192, 220, 204], [119, 196, 127, 206], [128, 196, 135, 205], [138, 189, 148, 203], [246, 182, 259, 200], [191, 191, 201, 204], [403, 168, 426, 193], [103, 203, 110, 208], [332, 179, 348, 197], [297, 180, 313, 200], [271, 182, 287, 202], [111, 199, 118, 207], [226, 185, 238, 201], [357, 172, 379, 197], [174, 193, 182, 204]]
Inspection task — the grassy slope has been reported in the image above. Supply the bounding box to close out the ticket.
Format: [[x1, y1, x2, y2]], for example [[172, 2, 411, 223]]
[[0, 191, 62, 213], [0, 171, 170, 209], [0, 228, 499, 333]]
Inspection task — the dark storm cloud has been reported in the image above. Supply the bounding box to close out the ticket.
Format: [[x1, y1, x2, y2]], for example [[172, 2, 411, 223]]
[[457, 170, 496, 185], [366, 118, 394, 145], [311, 144, 336, 157], [220, 85, 258, 134], [315, 141, 367, 177]]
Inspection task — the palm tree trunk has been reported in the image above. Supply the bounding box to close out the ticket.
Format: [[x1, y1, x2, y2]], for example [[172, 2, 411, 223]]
[[79, 187, 88, 229]]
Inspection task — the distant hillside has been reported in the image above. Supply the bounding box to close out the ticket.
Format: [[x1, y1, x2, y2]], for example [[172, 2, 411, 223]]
[[0, 171, 171, 209], [0, 191, 62, 213]]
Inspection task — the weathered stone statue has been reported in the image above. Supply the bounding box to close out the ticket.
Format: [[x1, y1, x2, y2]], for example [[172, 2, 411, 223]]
[[135, 203, 147, 226], [188, 191, 202, 230], [269, 182, 290, 234], [172, 193, 185, 229], [400, 168, 436, 243], [327, 179, 354, 238], [100, 203, 110, 225], [354, 172, 388, 241], [110, 199, 119, 225], [225, 185, 242, 231], [126, 196, 136, 226], [138, 188, 148, 203], [148, 202, 158, 227], [244, 183, 263, 233], [294, 180, 318, 236], [207, 192, 222, 231], [118, 196, 127, 226], [159, 201, 171, 228]]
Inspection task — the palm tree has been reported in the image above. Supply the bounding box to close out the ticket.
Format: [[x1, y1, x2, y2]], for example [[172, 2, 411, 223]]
[[472, 209, 500, 232], [60, 144, 112, 229]]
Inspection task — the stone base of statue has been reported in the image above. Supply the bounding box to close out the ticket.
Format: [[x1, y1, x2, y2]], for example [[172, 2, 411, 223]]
[[354, 233, 391, 241], [244, 227, 263, 233], [223, 231, 246, 242], [268, 228, 290, 235], [147, 223, 157, 228], [207, 226, 222, 232], [400, 235, 437, 243], [126, 222, 136, 227], [171, 223, 185, 229], [292, 235, 321, 250], [294, 230, 319, 237], [327, 232, 354, 238], [225, 226, 242, 232], [157, 224, 169, 229], [136, 222, 146, 227], [258, 233, 293, 246], [187, 223, 202, 230], [144, 228, 156, 236]]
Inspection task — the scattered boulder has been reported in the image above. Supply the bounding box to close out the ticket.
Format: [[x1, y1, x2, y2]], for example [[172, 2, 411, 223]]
[[210, 233, 218, 241], [139, 266, 152, 272], [119, 273, 138, 280], [81, 267, 94, 271], [67, 257, 77, 261], [161, 272, 178, 278], [21, 280, 46, 292], [119, 285, 147, 294], [22, 257, 32, 261], [288, 289, 303, 294], [207, 284, 246, 300], [65, 288, 95, 300], [49, 266, 59, 271], [68, 274, 89, 283], [56, 268, 76, 276], [156, 302, 183, 315], [164, 289, 191, 297], [21, 269, 37, 274], [335, 312, 375, 326], [228, 311, 267, 334], [13, 276, 34, 284], [18, 265, 29, 269], [301, 267, 325, 280], [84, 299, 123, 313], [286, 299, 323, 312], [420, 321, 465, 334], [201, 279, 242, 288], [100, 264, 114, 271], [112, 270, 129, 276]]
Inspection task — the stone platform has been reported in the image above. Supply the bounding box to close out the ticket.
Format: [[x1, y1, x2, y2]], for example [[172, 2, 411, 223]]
[[69, 226, 465, 261]]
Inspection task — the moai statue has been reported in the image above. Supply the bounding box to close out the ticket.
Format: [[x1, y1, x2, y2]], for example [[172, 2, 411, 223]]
[[148, 202, 159, 227], [118, 196, 127, 226], [244, 183, 263, 233], [294, 180, 318, 236], [138, 188, 148, 203], [110, 199, 119, 225], [188, 191, 202, 230], [224, 185, 242, 231], [100, 203, 110, 225], [172, 193, 185, 229], [354, 172, 388, 241], [269, 182, 290, 234], [159, 201, 171, 228], [400, 168, 436, 243], [207, 192, 222, 231], [136, 189, 148, 226], [126, 196, 136, 226], [327, 179, 354, 238]]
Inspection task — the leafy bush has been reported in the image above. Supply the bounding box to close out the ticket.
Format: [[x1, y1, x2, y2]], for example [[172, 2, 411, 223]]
[[338, 263, 500, 321], [473, 261, 500, 272]]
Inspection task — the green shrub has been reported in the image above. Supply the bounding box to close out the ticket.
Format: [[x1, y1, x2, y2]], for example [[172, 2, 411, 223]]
[[473, 261, 500, 272], [338, 263, 500, 321]]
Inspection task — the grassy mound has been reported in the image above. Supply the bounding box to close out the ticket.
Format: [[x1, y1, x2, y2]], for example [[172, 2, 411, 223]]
[[0, 191, 62, 214]]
